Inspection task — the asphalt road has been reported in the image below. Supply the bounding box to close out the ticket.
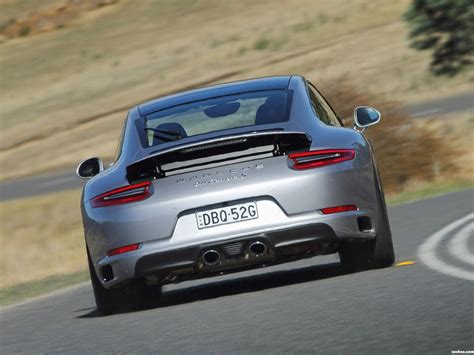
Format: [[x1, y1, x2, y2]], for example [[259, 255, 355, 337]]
[[0, 169, 83, 201], [1, 189, 473, 354], [0, 170, 83, 201], [407, 91, 473, 118]]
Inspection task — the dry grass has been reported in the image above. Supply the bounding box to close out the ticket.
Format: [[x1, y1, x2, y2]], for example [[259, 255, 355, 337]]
[[0, 0, 472, 180], [0, 189, 85, 288], [321, 80, 471, 193], [416, 114, 474, 182], [1, 0, 118, 39], [0, 0, 60, 27]]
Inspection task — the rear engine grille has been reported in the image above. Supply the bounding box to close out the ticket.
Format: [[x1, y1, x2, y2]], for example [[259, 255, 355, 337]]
[[222, 242, 246, 258]]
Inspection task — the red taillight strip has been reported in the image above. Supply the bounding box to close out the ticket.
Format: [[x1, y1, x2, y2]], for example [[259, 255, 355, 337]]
[[321, 205, 358, 214], [288, 149, 355, 170], [107, 243, 141, 257], [91, 181, 152, 208]]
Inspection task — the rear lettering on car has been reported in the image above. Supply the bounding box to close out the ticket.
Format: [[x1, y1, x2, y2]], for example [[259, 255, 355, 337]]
[[176, 164, 264, 187]]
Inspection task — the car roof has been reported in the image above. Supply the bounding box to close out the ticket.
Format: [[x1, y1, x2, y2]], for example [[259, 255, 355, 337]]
[[137, 75, 293, 116]]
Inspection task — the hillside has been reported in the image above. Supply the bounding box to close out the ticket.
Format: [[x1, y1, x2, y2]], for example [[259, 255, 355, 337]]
[[0, 0, 472, 180]]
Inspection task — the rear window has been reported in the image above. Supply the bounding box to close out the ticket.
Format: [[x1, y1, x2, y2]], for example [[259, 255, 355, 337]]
[[140, 90, 290, 147]]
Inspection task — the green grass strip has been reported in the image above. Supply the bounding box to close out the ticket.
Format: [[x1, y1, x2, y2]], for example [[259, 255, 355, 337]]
[[0, 271, 89, 306], [387, 180, 474, 206]]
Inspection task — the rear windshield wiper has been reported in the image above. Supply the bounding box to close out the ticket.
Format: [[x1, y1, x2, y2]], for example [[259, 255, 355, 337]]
[[145, 127, 182, 142]]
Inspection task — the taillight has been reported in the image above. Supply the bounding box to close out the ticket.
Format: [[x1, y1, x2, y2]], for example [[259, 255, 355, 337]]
[[91, 181, 152, 208], [321, 205, 358, 214], [288, 149, 355, 170], [107, 243, 141, 257]]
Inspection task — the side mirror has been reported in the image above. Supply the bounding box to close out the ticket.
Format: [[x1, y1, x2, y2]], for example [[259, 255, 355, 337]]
[[76, 157, 104, 179], [353, 106, 381, 130]]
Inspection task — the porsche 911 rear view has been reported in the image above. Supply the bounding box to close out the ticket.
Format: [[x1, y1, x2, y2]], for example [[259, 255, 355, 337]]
[[77, 75, 394, 315]]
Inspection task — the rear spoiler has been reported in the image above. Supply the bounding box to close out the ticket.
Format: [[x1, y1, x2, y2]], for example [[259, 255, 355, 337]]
[[126, 131, 312, 182]]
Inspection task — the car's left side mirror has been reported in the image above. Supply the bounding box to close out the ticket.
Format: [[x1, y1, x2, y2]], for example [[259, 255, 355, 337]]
[[353, 106, 381, 130], [76, 157, 104, 179]]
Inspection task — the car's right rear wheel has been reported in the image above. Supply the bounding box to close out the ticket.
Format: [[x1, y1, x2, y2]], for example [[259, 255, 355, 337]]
[[87, 250, 161, 315], [339, 173, 395, 271]]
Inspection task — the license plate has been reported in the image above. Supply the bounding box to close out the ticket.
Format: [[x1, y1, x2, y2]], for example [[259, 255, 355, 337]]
[[196, 202, 258, 229]]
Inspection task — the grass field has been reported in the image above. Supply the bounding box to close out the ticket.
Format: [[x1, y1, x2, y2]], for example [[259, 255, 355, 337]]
[[0, 189, 85, 289], [0, 0, 472, 180]]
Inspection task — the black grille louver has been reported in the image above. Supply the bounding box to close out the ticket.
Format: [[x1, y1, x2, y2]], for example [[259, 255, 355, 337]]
[[222, 242, 246, 258]]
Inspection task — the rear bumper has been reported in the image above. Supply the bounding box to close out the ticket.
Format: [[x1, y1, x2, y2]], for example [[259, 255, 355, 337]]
[[135, 223, 337, 277], [96, 213, 375, 288]]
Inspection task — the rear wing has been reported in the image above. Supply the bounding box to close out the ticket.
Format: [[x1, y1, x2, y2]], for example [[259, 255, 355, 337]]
[[126, 131, 311, 182]]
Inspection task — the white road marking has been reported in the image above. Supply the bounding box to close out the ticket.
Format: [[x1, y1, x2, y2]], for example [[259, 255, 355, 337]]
[[418, 213, 474, 282], [448, 223, 474, 266]]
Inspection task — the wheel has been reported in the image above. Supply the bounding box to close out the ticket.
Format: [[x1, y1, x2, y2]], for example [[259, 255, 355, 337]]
[[339, 169, 395, 271], [87, 249, 161, 315]]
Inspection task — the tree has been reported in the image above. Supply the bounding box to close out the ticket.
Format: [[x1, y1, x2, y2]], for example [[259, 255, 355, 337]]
[[403, 0, 474, 75]]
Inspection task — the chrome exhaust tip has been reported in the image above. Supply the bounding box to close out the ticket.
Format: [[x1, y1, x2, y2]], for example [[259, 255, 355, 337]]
[[249, 241, 267, 257], [202, 249, 221, 266]]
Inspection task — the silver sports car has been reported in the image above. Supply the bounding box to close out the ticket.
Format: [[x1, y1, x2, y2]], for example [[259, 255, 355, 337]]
[[77, 75, 394, 314]]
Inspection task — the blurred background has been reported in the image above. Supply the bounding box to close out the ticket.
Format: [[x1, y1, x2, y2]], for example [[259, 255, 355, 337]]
[[0, 0, 472, 303]]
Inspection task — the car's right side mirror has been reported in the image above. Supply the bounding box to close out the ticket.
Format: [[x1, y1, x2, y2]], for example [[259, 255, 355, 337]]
[[353, 106, 381, 130], [76, 157, 104, 179]]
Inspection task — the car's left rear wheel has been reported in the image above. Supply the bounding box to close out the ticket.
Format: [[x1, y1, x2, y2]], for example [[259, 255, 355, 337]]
[[87, 249, 161, 315]]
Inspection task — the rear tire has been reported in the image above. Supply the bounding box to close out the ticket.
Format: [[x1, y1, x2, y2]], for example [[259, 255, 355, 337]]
[[87, 250, 161, 315], [339, 171, 395, 271]]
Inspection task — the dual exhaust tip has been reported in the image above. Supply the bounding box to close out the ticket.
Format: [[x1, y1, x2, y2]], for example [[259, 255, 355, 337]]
[[248, 241, 267, 257], [201, 241, 268, 266], [201, 249, 221, 266]]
